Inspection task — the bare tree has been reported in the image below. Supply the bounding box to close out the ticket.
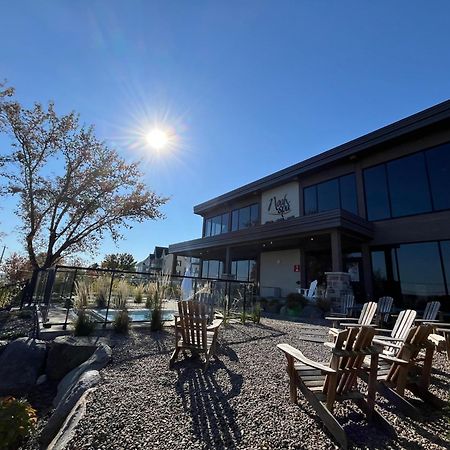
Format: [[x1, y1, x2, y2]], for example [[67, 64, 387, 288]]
[[0, 83, 167, 270]]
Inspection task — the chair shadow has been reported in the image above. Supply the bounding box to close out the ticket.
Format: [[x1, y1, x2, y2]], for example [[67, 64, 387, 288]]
[[222, 323, 287, 346], [174, 358, 243, 449]]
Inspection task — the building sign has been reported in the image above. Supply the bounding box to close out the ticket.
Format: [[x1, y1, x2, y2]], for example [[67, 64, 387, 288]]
[[293, 264, 300, 272], [261, 182, 300, 224]]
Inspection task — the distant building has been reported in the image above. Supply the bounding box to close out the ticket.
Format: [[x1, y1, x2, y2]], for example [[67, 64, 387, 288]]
[[136, 246, 200, 277]]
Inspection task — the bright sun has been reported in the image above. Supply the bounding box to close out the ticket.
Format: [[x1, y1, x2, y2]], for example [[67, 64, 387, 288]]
[[145, 128, 170, 150]]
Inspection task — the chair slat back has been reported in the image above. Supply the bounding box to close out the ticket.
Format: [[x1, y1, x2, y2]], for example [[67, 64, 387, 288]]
[[197, 293, 215, 320], [423, 301, 441, 321], [358, 302, 377, 325], [391, 309, 416, 340], [386, 324, 433, 384], [377, 296, 394, 323], [341, 294, 355, 316], [307, 280, 318, 298], [177, 300, 208, 350], [324, 326, 376, 396]]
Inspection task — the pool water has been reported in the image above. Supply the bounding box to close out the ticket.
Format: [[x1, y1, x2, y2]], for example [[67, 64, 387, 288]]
[[94, 308, 175, 322]]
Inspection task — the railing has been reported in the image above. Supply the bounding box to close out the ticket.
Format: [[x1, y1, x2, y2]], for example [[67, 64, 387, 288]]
[[31, 265, 257, 330]]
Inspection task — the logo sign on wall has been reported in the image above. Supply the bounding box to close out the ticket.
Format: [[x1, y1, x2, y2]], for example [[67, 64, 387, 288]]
[[293, 265, 300, 272], [267, 194, 291, 219]]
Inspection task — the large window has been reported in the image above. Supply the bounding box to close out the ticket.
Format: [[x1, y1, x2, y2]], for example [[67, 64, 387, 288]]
[[230, 259, 257, 281], [364, 142, 450, 221], [231, 204, 259, 231], [371, 240, 450, 310], [204, 213, 229, 237], [201, 260, 224, 279], [426, 143, 450, 211], [304, 173, 357, 215]]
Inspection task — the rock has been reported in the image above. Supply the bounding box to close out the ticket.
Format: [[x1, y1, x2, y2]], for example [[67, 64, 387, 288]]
[[40, 370, 101, 447], [53, 343, 111, 407], [36, 374, 47, 385], [0, 337, 47, 396], [47, 386, 96, 450], [46, 336, 98, 380]]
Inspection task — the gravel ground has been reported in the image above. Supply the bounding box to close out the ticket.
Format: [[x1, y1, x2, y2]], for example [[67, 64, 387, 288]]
[[62, 319, 449, 450]]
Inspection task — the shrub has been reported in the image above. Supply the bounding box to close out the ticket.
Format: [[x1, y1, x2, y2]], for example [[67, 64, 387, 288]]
[[150, 290, 163, 331], [286, 292, 307, 309], [113, 309, 130, 333], [251, 301, 261, 324], [134, 284, 144, 304], [316, 296, 331, 313], [0, 396, 37, 449], [114, 279, 129, 309], [74, 279, 91, 310], [74, 310, 95, 336], [93, 276, 110, 308]]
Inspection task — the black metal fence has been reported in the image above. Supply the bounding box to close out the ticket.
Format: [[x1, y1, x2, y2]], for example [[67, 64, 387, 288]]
[[29, 265, 257, 329]]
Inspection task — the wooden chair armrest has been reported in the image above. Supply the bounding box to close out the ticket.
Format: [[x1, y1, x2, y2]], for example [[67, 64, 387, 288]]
[[379, 353, 408, 365], [328, 317, 359, 322], [414, 319, 441, 323], [373, 338, 402, 349], [277, 344, 336, 374], [344, 323, 375, 328], [325, 314, 347, 320]]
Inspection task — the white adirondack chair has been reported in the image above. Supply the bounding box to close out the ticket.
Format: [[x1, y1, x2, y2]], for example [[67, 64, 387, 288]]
[[298, 279, 318, 300]]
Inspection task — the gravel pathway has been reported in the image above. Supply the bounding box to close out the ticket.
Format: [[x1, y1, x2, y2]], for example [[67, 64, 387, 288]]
[[65, 319, 450, 449]]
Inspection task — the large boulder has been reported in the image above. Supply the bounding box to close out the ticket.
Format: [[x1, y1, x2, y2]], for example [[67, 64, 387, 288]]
[[40, 370, 101, 447], [53, 343, 111, 407], [46, 336, 98, 380], [0, 337, 47, 396]]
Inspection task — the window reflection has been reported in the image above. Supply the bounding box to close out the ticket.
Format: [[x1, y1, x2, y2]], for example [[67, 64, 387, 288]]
[[304, 173, 357, 215], [231, 204, 259, 231]]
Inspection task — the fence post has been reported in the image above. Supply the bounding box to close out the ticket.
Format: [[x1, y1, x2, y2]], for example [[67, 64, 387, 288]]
[[193, 278, 198, 300], [63, 269, 78, 330], [104, 271, 116, 327], [40, 267, 56, 325]]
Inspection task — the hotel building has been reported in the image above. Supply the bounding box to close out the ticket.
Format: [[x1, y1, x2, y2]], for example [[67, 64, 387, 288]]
[[169, 101, 450, 310]]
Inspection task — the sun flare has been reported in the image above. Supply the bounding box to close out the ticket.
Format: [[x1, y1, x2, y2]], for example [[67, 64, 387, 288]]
[[145, 128, 170, 150]]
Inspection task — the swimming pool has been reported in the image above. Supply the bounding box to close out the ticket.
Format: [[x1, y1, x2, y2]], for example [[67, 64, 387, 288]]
[[93, 308, 175, 322]]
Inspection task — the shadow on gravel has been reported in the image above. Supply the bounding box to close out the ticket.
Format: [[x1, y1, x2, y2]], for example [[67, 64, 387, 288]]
[[174, 358, 243, 449], [222, 323, 286, 346]]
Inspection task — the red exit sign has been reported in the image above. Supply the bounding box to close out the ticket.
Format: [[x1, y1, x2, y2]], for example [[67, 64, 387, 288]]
[[293, 265, 300, 272]]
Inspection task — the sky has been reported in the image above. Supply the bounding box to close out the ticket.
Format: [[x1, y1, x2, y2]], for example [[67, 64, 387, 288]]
[[1, 0, 450, 265]]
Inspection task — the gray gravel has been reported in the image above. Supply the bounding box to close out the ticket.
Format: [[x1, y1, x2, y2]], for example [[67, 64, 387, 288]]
[[62, 319, 450, 449]]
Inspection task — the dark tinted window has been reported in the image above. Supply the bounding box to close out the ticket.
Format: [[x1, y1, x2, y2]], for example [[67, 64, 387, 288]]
[[426, 143, 450, 211], [364, 165, 390, 220], [304, 186, 317, 215], [211, 216, 222, 236], [317, 179, 339, 212], [440, 240, 450, 289], [387, 153, 431, 217], [339, 174, 358, 214], [396, 242, 445, 298], [239, 207, 250, 229], [231, 210, 239, 231], [250, 204, 259, 226], [221, 213, 229, 233], [204, 219, 212, 237]]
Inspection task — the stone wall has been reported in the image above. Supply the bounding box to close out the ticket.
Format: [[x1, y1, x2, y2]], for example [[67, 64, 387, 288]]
[[325, 272, 353, 313]]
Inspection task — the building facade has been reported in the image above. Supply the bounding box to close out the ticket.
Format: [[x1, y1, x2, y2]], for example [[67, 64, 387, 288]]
[[169, 100, 450, 310]]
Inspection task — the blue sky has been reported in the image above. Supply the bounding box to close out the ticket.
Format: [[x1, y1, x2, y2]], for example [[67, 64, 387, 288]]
[[1, 1, 450, 264]]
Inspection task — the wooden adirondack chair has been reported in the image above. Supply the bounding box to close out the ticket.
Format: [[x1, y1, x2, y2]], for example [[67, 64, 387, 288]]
[[415, 301, 441, 324], [298, 279, 318, 300], [278, 326, 392, 449], [375, 309, 416, 356], [375, 296, 394, 325], [326, 301, 377, 332], [329, 293, 355, 316], [196, 292, 215, 322], [363, 324, 446, 418], [170, 300, 222, 369]]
